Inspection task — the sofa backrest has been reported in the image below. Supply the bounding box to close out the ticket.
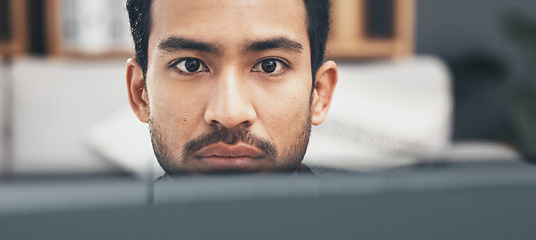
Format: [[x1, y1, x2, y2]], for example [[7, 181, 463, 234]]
[[9, 58, 129, 176]]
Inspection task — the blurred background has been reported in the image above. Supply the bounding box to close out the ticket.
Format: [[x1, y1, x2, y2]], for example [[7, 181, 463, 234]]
[[0, 0, 535, 180], [1, 1, 536, 239]]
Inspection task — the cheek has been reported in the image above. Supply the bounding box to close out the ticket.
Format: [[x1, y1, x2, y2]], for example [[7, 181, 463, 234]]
[[258, 80, 311, 147], [147, 85, 205, 146], [148, 72, 206, 122]]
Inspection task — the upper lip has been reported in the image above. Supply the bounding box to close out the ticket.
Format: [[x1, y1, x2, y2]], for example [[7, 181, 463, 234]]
[[194, 142, 265, 159]]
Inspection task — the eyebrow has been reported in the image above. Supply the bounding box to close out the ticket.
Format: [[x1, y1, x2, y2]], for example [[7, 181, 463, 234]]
[[157, 37, 221, 54], [157, 36, 304, 55], [245, 37, 304, 53]]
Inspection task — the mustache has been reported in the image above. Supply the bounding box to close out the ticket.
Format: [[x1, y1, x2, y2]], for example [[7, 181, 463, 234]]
[[182, 125, 277, 160]]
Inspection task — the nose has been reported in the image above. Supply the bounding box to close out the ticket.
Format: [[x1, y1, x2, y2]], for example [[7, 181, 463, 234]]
[[204, 69, 257, 129]]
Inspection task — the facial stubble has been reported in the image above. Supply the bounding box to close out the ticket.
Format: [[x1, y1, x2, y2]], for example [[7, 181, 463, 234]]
[[148, 99, 313, 175]]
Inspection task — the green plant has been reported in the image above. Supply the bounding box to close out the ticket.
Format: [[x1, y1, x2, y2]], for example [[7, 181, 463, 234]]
[[502, 10, 536, 162]]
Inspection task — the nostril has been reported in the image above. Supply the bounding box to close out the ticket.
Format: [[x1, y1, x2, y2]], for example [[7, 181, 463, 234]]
[[241, 120, 252, 127]]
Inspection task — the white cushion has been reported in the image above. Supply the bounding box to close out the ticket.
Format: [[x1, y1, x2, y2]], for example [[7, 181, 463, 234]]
[[86, 107, 164, 178], [303, 55, 453, 171], [11, 58, 128, 175]]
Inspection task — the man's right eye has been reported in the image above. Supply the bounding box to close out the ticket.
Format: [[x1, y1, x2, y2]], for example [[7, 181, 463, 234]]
[[173, 58, 209, 73]]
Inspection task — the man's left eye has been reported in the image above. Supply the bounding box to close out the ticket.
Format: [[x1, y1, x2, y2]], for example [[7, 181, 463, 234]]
[[252, 59, 287, 74]]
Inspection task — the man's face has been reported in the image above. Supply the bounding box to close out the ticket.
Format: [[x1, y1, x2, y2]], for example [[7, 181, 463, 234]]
[[128, 0, 336, 175]]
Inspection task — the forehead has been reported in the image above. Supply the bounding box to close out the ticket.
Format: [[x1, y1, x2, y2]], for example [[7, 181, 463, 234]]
[[149, 0, 309, 52]]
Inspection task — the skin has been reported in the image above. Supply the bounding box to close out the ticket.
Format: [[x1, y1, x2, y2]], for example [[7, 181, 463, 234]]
[[126, 0, 338, 175]]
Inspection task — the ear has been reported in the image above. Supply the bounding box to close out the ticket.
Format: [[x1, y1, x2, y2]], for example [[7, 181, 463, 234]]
[[311, 60, 338, 125], [126, 58, 149, 123]]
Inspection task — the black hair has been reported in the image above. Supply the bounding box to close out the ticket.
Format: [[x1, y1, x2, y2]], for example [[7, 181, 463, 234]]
[[303, 0, 331, 84], [126, 0, 331, 85], [126, 0, 152, 80]]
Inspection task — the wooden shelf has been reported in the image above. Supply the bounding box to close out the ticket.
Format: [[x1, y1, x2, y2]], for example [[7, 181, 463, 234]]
[[326, 0, 415, 59], [0, 0, 28, 57], [1, 0, 132, 58], [2, 0, 414, 60], [45, 0, 133, 58]]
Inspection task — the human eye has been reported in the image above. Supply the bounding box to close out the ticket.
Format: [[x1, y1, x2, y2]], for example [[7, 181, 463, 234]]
[[251, 58, 290, 75], [169, 57, 209, 74]]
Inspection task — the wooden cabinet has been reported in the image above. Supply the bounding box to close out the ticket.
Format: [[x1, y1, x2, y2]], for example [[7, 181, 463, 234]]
[[0, 0, 28, 56], [327, 0, 415, 59]]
